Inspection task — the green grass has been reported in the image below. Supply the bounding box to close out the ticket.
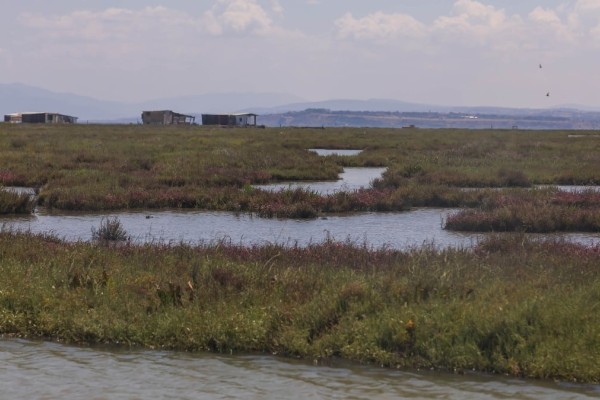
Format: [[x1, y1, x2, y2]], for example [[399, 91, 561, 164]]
[[0, 231, 598, 383], [0, 188, 36, 214], [0, 125, 599, 219], [1, 124, 599, 382], [445, 188, 600, 232]]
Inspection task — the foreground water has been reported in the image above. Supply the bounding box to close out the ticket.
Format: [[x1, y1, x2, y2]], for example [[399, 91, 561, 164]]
[[2, 339, 598, 399]]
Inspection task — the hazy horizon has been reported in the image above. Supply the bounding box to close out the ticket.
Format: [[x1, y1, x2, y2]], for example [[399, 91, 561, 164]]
[[2, 1, 599, 109]]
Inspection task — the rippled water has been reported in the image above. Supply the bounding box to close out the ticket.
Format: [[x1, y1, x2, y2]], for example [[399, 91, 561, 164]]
[[3, 170, 600, 249], [3, 208, 600, 249], [2, 339, 598, 400], [309, 148, 363, 156], [537, 185, 600, 192], [1, 208, 480, 249]]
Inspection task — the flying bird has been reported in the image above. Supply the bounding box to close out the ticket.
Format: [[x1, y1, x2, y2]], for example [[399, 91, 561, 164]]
[[539, 64, 542, 69], [546, 92, 550, 97]]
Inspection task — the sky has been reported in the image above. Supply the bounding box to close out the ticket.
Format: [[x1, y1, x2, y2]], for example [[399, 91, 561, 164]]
[[2, 0, 600, 108]]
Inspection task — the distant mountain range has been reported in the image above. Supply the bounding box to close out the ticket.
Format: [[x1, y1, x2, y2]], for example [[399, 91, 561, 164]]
[[2, 82, 600, 129], [0, 83, 306, 122]]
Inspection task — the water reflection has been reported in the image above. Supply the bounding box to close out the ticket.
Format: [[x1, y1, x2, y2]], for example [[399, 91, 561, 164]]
[[254, 167, 386, 194], [308, 148, 363, 156], [1, 186, 36, 196], [1, 208, 477, 249], [1, 339, 598, 400], [536, 185, 600, 193], [2, 208, 600, 249]]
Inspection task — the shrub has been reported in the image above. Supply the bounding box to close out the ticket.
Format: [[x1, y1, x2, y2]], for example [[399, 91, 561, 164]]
[[91, 217, 129, 242]]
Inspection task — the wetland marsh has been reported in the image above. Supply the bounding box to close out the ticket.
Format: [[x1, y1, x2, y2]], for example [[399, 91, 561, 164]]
[[1, 124, 599, 385]]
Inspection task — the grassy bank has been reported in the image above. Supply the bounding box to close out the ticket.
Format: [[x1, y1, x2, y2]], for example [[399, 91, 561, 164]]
[[0, 230, 598, 383], [445, 188, 600, 232], [0, 188, 36, 214]]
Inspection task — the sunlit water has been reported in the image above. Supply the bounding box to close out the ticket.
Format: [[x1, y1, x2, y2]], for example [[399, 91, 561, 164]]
[[0, 208, 473, 249], [2, 208, 600, 249], [308, 148, 363, 156], [2, 169, 600, 249], [536, 185, 600, 192], [253, 167, 386, 194], [1, 339, 598, 400]]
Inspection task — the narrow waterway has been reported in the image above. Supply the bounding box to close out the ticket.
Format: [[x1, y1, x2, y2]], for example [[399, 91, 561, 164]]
[[308, 148, 363, 156], [1, 208, 477, 249], [2, 340, 598, 399], [4, 208, 600, 249]]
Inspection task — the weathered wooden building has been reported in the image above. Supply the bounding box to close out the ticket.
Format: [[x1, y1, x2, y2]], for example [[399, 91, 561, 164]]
[[201, 113, 257, 127], [4, 112, 78, 124], [141, 110, 195, 125]]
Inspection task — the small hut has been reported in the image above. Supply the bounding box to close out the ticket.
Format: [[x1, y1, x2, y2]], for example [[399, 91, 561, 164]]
[[201, 113, 257, 127], [4, 112, 78, 124], [141, 110, 195, 125]]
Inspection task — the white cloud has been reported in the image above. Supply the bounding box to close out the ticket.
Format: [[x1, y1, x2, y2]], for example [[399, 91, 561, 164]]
[[20, 7, 201, 44], [570, 0, 600, 39], [270, 0, 284, 17], [333, 1, 523, 51], [333, 0, 600, 54], [334, 11, 426, 41], [574, 0, 600, 13], [202, 0, 277, 36], [528, 7, 576, 44], [432, 0, 519, 41]]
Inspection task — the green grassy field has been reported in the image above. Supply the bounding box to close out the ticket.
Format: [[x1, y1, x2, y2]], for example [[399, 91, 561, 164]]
[[1, 124, 600, 382], [0, 230, 598, 383]]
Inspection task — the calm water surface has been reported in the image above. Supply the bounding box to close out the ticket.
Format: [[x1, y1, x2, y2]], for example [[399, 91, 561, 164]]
[[2, 208, 480, 249], [254, 167, 386, 194], [309, 148, 363, 156], [2, 339, 598, 400], [3, 172, 600, 248]]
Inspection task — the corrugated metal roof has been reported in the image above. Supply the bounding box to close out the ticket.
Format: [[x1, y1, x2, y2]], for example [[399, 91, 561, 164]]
[[7, 112, 75, 116]]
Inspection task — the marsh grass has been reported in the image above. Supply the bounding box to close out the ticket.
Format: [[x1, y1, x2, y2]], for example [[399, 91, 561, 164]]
[[0, 125, 598, 218], [1, 124, 599, 382], [91, 217, 129, 242], [446, 189, 600, 232], [0, 231, 598, 383], [0, 188, 36, 214]]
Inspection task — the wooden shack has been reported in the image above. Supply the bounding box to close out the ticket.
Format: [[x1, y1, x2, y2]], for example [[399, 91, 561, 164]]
[[201, 113, 257, 127], [4, 112, 78, 124], [141, 110, 195, 125]]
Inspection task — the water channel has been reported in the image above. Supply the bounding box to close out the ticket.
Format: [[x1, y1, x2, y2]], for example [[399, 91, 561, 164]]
[[2, 167, 600, 249], [2, 339, 598, 399]]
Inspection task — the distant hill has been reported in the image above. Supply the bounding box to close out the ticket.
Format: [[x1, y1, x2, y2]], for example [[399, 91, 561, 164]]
[[0, 83, 305, 122], [2, 83, 600, 129], [0, 83, 132, 121], [258, 109, 600, 130]]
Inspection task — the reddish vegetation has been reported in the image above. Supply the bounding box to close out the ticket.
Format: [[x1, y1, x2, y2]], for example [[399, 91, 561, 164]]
[[446, 190, 600, 232]]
